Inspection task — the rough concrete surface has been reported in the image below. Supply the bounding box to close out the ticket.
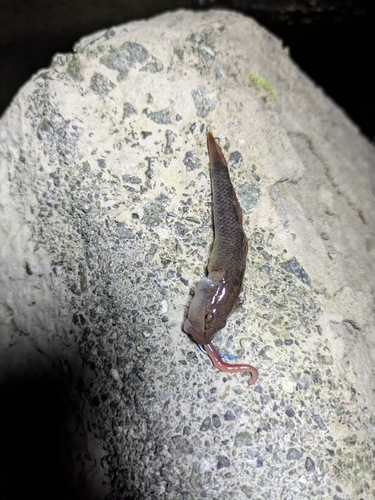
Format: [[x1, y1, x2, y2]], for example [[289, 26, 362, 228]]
[[1, 8, 375, 500]]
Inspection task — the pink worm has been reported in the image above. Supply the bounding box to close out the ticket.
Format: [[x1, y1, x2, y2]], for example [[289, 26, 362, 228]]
[[203, 343, 258, 385]]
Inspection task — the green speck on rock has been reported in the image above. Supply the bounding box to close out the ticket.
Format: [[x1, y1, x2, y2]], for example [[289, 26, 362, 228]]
[[249, 73, 275, 101]]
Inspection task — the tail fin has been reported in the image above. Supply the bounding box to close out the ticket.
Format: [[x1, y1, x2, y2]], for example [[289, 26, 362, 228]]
[[207, 131, 227, 167]]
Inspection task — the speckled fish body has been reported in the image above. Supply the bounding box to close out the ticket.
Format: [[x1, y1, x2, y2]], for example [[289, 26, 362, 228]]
[[184, 132, 248, 345]]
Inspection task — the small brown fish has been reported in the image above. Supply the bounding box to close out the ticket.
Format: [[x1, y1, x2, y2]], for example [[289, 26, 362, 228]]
[[184, 132, 258, 385]]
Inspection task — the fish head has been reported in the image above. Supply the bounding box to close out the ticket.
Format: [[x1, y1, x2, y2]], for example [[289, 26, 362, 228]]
[[184, 275, 228, 344]]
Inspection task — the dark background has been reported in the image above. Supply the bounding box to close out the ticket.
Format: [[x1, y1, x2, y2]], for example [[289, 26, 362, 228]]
[[0, 0, 374, 141]]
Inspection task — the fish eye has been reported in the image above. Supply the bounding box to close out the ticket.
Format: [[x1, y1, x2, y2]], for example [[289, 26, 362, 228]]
[[205, 312, 214, 323]]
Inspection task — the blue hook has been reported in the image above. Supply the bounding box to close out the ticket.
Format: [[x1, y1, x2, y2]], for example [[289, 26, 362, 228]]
[[197, 343, 238, 360]]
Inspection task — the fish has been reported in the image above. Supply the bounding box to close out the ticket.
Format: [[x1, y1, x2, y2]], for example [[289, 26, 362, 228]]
[[184, 131, 258, 385]]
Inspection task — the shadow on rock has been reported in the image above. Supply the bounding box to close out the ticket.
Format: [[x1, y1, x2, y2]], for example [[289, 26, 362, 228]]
[[0, 367, 100, 500]]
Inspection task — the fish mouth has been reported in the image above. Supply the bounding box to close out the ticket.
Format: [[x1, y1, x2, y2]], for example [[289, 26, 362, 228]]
[[183, 318, 207, 345]]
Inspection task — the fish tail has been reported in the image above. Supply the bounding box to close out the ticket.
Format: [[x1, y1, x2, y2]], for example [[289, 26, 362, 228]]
[[207, 131, 227, 167]]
